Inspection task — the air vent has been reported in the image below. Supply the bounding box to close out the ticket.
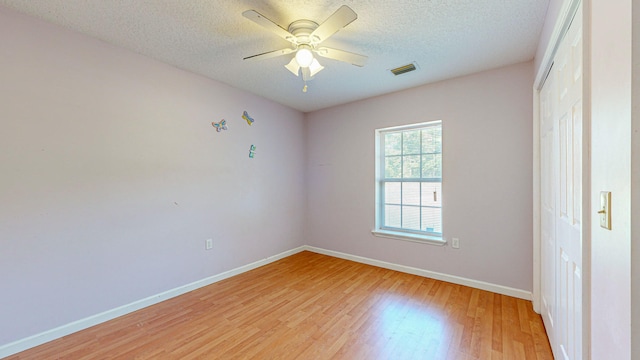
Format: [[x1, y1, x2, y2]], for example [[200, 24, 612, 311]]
[[390, 63, 417, 76]]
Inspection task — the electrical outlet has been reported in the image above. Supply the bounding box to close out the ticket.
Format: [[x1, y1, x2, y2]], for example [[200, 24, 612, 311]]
[[452, 237, 460, 249], [205, 239, 213, 250]]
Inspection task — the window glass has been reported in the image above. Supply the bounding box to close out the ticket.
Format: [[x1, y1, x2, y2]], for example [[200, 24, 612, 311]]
[[376, 121, 442, 238]]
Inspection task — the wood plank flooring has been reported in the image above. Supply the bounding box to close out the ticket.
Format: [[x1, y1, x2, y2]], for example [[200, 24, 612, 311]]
[[8, 251, 553, 359]]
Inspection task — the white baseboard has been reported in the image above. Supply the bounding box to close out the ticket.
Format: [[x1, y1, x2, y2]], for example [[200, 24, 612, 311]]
[[0, 246, 306, 359], [303, 246, 532, 301], [1, 245, 531, 358]]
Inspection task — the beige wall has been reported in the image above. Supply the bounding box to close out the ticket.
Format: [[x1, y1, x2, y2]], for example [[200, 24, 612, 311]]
[[0, 6, 306, 347], [588, 0, 632, 358], [306, 62, 535, 292], [631, 0, 640, 357]]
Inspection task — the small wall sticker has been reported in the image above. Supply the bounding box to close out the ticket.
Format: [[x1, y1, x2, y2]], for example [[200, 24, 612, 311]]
[[212, 119, 228, 132], [249, 144, 256, 158], [242, 111, 254, 126]]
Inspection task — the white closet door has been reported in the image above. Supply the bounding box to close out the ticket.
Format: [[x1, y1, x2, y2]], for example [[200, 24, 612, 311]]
[[539, 5, 583, 360], [540, 51, 558, 352]]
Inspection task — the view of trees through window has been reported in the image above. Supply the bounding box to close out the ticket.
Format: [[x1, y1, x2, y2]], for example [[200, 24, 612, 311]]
[[380, 123, 442, 235]]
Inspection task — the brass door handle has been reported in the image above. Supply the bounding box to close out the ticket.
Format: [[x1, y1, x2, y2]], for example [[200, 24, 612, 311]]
[[597, 209, 606, 214]]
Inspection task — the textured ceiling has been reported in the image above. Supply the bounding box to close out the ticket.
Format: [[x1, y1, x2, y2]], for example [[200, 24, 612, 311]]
[[0, 0, 549, 112]]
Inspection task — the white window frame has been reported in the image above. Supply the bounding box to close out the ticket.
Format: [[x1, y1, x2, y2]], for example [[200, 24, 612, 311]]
[[372, 121, 446, 246]]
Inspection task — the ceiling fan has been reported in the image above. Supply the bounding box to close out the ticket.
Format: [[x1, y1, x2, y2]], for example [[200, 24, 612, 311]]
[[242, 5, 367, 92]]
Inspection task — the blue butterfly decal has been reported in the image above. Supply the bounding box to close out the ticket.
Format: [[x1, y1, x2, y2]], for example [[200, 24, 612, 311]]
[[212, 119, 228, 132], [249, 144, 256, 158], [242, 111, 254, 126]]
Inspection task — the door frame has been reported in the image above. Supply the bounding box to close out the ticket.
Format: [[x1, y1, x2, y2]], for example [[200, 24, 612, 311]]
[[532, 0, 590, 357]]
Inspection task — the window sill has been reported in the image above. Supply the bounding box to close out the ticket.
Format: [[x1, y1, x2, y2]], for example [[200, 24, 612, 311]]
[[371, 229, 447, 246]]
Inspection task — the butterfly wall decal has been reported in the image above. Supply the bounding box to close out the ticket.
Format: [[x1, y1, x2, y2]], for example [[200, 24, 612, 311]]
[[212, 119, 228, 132], [249, 144, 256, 158], [242, 111, 254, 126]]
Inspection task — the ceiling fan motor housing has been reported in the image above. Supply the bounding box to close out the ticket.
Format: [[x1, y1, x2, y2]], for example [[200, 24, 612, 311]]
[[288, 20, 319, 46]]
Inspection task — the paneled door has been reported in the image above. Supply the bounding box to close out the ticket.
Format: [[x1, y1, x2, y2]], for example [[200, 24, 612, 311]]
[[539, 4, 583, 360]]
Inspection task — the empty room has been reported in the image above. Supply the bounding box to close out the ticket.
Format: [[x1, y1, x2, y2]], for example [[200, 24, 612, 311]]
[[1, 1, 637, 359]]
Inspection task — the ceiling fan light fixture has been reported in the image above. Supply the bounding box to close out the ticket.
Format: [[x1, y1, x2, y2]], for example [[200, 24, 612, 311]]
[[295, 45, 314, 67], [285, 57, 301, 76], [309, 58, 324, 77]]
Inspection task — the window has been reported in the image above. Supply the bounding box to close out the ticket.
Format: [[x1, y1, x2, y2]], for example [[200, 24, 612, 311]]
[[373, 121, 444, 245]]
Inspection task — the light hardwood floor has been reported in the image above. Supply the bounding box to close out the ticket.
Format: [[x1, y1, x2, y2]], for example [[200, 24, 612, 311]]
[[8, 251, 553, 359]]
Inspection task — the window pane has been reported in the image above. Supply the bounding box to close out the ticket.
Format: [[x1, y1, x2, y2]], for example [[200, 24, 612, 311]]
[[385, 132, 402, 156], [403, 130, 421, 155], [402, 155, 421, 178], [377, 122, 442, 237], [402, 182, 420, 206], [385, 156, 401, 178], [422, 126, 442, 154], [421, 154, 442, 178], [402, 206, 420, 230], [384, 182, 401, 204], [385, 204, 401, 228], [422, 207, 442, 233], [421, 182, 442, 206]]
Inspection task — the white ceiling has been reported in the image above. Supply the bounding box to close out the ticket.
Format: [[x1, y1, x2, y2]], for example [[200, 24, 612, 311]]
[[0, 0, 549, 112]]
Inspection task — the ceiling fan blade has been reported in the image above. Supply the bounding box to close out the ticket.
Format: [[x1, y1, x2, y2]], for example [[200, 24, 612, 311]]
[[243, 48, 295, 61], [315, 47, 368, 67], [310, 5, 357, 44], [242, 10, 296, 43]]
